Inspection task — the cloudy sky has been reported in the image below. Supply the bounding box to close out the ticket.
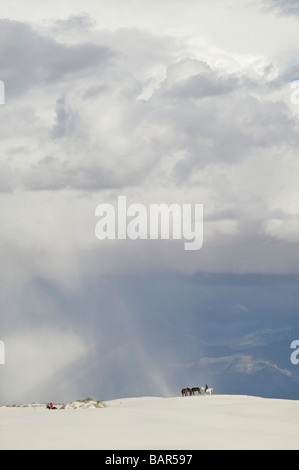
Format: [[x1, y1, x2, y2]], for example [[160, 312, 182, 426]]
[[0, 0, 299, 403]]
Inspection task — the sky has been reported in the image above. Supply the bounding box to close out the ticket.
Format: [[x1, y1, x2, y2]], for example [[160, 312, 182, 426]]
[[0, 0, 299, 404]]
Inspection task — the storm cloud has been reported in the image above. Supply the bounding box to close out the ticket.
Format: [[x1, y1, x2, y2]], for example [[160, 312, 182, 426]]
[[263, 0, 299, 16], [0, 19, 114, 98]]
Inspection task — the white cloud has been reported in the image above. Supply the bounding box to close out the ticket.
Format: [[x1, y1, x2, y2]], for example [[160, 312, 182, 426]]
[[200, 354, 292, 377]]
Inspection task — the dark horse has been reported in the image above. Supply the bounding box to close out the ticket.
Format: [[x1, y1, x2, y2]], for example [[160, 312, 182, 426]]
[[181, 388, 192, 397], [191, 387, 201, 395]]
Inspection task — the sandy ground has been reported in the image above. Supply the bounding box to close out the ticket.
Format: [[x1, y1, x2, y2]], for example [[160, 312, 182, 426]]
[[0, 395, 298, 450]]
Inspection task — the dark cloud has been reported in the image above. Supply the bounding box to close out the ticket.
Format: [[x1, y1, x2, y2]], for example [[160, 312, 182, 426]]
[[51, 97, 69, 139], [49, 13, 97, 34], [1, 272, 298, 403], [0, 19, 114, 99], [263, 0, 299, 16], [1, 19, 298, 194]]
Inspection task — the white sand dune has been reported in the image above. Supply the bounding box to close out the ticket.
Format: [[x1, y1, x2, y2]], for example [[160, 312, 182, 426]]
[[0, 395, 298, 450]]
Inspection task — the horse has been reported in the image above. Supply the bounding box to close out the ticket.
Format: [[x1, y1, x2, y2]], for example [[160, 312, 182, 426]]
[[181, 388, 192, 397], [205, 388, 214, 395], [191, 387, 201, 395]]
